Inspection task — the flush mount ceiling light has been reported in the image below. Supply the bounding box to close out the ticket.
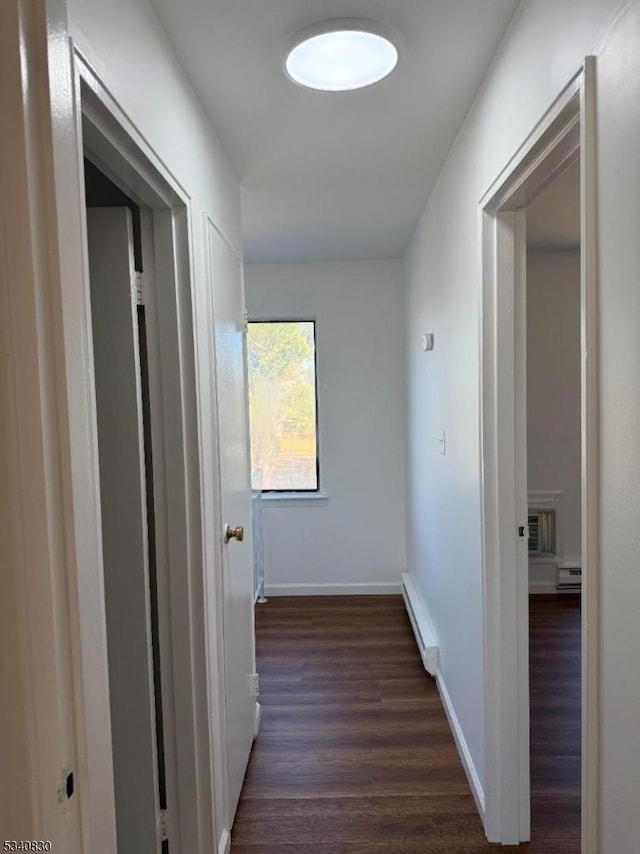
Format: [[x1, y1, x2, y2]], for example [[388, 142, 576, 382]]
[[285, 19, 399, 92]]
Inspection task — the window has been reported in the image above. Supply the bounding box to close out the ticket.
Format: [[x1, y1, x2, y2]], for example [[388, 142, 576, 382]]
[[247, 320, 319, 492], [528, 509, 556, 555]]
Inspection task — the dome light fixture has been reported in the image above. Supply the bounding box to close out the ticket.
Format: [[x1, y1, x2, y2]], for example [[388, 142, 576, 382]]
[[285, 19, 399, 92]]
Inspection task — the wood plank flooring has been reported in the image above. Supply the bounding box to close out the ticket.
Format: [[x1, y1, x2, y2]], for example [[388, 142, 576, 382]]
[[231, 594, 581, 853], [529, 594, 581, 848]]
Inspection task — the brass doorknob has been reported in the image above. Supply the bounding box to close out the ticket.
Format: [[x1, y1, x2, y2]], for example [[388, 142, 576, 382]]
[[224, 524, 244, 544]]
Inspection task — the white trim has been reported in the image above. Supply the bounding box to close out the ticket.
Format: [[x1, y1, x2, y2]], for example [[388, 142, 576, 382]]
[[558, 559, 582, 570], [479, 60, 598, 851], [436, 674, 486, 826], [528, 554, 559, 595], [479, 70, 582, 211], [513, 205, 532, 844], [531, 586, 581, 596], [218, 829, 231, 854], [579, 57, 600, 854], [480, 204, 531, 844], [265, 582, 401, 596], [261, 491, 329, 505], [528, 582, 560, 595], [528, 489, 562, 509]]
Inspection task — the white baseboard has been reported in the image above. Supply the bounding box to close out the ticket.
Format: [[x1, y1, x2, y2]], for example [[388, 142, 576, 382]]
[[218, 829, 230, 854], [528, 581, 559, 594], [436, 673, 486, 826], [264, 582, 401, 596], [528, 560, 558, 594], [529, 582, 582, 594]]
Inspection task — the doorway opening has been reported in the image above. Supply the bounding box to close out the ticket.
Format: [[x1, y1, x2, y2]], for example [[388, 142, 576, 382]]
[[525, 158, 582, 847], [83, 158, 169, 853], [479, 61, 598, 849]]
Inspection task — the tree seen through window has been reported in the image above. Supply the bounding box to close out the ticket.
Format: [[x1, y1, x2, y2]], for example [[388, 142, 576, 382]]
[[247, 321, 318, 491]]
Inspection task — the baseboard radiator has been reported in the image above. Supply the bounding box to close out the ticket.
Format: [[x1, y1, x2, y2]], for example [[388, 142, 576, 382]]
[[401, 573, 439, 676], [557, 565, 582, 591]]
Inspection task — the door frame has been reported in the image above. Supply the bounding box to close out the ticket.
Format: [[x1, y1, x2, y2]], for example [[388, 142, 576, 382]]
[[0, 0, 85, 846], [61, 47, 228, 854], [479, 59, 598, 849]]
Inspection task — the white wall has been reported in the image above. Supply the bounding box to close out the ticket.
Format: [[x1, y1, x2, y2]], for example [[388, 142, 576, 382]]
[[245, 260, 407, 594], [403, 1, 640, 845], [527, 250, 581, 586], [596, 6, 640, 842], [68, 0, 241, 252], [65, 0, 241, 850]]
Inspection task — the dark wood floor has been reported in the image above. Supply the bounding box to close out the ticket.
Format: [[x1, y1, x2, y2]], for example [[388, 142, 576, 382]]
[[231, 594, 581, 853], [529, 595, 581, 847]]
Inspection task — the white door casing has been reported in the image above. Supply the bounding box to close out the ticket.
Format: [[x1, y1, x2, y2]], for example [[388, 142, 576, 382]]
[[205, 217, 257, 825], [480, 60, 598, 851], [86, 207, 161, 853], [513, 208, 531, 840], [79, 62, 226, 852]]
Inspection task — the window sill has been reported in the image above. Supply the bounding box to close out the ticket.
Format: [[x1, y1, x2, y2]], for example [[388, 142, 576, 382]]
[[260, 491, 328, 507]]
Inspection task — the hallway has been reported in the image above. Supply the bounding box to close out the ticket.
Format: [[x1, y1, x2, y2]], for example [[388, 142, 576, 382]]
[[231, 596, 580, 852]]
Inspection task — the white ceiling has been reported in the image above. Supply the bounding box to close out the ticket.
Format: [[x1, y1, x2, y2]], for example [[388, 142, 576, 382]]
[[148, 0, 522, 263], [527, 159, 580, 251]]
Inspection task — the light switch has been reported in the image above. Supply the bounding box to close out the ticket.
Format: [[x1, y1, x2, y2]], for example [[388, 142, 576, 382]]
[[438, 429, 446, 455]]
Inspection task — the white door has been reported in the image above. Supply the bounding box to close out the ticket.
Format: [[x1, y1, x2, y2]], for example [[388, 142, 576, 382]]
[[87, 208, 161, 853], [208, 225, 256, 824]]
